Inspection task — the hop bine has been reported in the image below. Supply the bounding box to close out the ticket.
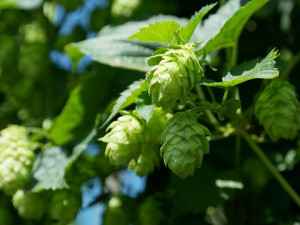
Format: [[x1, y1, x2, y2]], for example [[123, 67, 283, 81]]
[[147, 43, 204, 108], [0, 125, 35, 195], [255, 79, 300, 141], [161, 111, 210, 179]]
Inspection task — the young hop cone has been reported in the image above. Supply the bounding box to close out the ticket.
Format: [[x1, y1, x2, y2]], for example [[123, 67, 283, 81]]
[[100, 108, 171, 176], [13, 190, 48, 220], [48, 190, 82, 223], [0, 125, 35, 195], [99, 114, 145, 166], [161, 111, 210, 179], [255, 79, 300, 141], [147, 43, 203, 108]]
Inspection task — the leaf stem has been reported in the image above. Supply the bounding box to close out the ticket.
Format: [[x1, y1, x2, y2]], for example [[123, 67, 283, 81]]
[[207, 87, 217, 104], [195, 85, 219, 125], [241, 130, 300, 208], [222, 88, 230, 103]]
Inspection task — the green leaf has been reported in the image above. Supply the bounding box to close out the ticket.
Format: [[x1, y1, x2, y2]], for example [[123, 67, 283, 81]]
[[136, 91, 155, 123], [0, 0, 42, 9], [51, 74, 111, 145], [177, 3, 216, 43], [68, 15, 189, 71], [30, 147, 69, 191], [128, 21, 181, 44], [65, 44, 85, 68], [200, 49, 279, 88], [197, 0, 269, 54], [69, 40, 156, 72], [101, 80, 148, 128]]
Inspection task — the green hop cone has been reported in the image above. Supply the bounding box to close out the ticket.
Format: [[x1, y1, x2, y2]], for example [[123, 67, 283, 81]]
[[12, 190, 48, 220], [48, 190, 82, 223], [161, 111, 210, 179], [0, 125, 35, 195], [111, 0, 141, 18], [99, 114, 145, 166], [147, 43, 203, 108], [255, 79, 300, 141]]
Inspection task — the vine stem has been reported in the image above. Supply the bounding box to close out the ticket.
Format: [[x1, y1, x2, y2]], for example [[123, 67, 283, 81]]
[[241, 130, 300, 208]]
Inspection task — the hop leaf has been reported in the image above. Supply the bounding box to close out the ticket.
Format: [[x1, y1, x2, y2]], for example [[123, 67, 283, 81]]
[[48, 190, 82, 223], [0, 125, 35, 195], [111, 0, 141, 18], [161, 111, 210, 179], [255, 79, 300, 141], [12, 190, 48, 220], [147, 43, 203, 108]]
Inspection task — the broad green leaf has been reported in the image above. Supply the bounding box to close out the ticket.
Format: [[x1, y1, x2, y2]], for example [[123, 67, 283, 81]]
[[200, 49, 278, 88], [68, 15, 189, 72], [101, 80, 148, 128], [69, 40, 155, 72], [127, 21, 181, 44], [196, 0, 269, 54], [51, 74, 111, 145], [30, 147, 69, 191], [0, 0, 42, 9], [178, 3, 216, 43], [136, 91, 155, 123]]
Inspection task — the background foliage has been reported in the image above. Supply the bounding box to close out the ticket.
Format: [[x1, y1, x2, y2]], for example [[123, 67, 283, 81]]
[[0, 0, 300, 224]]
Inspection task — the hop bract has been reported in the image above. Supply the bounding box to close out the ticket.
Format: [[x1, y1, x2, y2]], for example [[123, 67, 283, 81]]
[[0, 125, 35, 195], [255, 80, 300, 141], [161, 111, 210, 179], [147, 43, 203, 107], [13, 190, 48, 220]]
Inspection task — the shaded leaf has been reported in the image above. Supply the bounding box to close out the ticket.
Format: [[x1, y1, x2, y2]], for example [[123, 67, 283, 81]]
[[200, 49, 278, 88], [136, 91, 155, 123], [51, 74, 111, 145], [178, 3, 216, 43], [101, 80, 148, 128], [128, 21, 181, 44], [31, 147, 69, 191]]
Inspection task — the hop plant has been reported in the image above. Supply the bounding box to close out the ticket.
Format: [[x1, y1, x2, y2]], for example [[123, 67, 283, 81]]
[[161, 111, 210, 179], [48, 190, 82, 223], [0, 125, 35, 195], [12, 190, 48, 220], [146, 43, 203, 108], [255, 79, 300, 141]]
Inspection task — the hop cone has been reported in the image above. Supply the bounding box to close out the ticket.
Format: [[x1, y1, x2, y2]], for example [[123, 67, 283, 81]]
[[111, 0, 141, 18], [255, 80, 300, 141], [0, 125, 35, 195], [161, 111, 210, 179], [48, 190, 82, 223], [13, 190, 48, 220], [99, 114, 144, 166], [147, 43, 203, 107]]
